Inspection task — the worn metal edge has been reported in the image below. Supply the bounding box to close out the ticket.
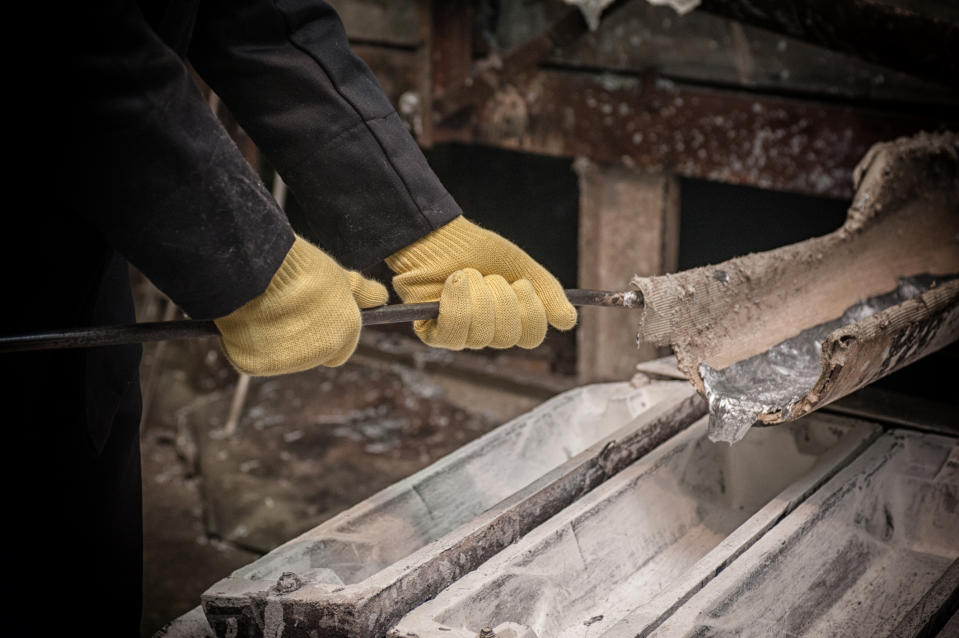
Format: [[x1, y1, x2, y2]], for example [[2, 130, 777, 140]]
[[602, 413, 884, 638], [649, 428, 959, 637], [202, 387, 707, 637], [889, 556, 959, 638], [391, 413, 881, 638], [824, 386, 959, 437]]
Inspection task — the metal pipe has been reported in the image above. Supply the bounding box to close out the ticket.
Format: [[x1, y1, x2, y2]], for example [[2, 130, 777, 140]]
[[0, 289, 641, 352]]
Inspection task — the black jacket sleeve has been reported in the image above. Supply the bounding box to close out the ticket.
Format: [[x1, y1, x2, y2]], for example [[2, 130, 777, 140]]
[[187, 0, 463, 271], [65, 0, 295, 320]]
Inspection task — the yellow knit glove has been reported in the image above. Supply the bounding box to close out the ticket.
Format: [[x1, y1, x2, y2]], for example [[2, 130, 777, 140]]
[[214, 235, 388, 375], [385, 216, 577, 350]]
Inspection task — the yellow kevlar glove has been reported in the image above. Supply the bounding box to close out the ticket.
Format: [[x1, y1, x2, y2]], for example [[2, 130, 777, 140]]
[[215, 235, 388, 375], [385, 216, 577, 350]]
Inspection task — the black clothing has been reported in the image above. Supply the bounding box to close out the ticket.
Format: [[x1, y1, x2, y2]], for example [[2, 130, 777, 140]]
[[8, 250, 144, 636], [67, 0, 461, 321], [190, 0, 462, 275], [13, 366, 144, 636], [6, 1, 462, 635]]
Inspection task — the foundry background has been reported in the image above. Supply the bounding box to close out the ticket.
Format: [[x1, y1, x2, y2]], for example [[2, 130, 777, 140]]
[[139, 1, 959, 635]]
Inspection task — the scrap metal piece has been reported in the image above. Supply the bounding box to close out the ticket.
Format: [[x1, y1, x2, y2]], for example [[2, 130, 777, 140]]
[[699, 275, 955, 443], [632, 131, 959, 443]]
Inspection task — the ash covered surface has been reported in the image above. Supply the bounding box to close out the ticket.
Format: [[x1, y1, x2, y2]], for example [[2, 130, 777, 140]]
[[651, 429, 959, 637], [700, 274, 946, 444], [139, 332, 505, 636]]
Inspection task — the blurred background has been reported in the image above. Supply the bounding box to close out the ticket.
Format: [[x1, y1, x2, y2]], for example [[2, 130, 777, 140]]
[[139, 1, 959, 635]]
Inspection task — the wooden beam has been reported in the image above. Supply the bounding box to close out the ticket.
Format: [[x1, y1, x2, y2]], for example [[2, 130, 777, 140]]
[[438, 68, 956, 198], [576, 160, 679, 382]]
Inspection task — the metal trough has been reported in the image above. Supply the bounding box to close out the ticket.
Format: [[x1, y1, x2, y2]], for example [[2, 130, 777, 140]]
[[646, 429, 959, 638], [632, 132, 959, 443], [202, 381, 706, 637], [391, 413, 880, 637]]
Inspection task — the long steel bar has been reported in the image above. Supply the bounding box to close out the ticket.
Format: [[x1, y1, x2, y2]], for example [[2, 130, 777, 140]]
[[0, 289, 641, 353]]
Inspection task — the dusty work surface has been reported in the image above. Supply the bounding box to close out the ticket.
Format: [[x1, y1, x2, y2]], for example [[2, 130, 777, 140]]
[[199, 380, 704, 637], [141, 328, 559, 637], [152, 345, 958, 638], [218, 382, 686, 586], [649, 429, 959, 637], [392, 413, 879, 637]]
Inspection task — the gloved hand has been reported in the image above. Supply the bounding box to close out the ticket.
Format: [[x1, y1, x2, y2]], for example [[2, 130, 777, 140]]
[[215, 235, 388, 375], [385, 216, 577, 350]]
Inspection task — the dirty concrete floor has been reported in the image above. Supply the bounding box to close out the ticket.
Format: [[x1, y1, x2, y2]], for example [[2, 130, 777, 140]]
[[139, 328, 566, 637]]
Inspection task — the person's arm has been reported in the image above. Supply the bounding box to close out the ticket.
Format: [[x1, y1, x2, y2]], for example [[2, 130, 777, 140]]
[[187, 0, 576, 349], [188, 0, 463, 270], [64, 0, 386, 374], [65, 0, 293, 320]]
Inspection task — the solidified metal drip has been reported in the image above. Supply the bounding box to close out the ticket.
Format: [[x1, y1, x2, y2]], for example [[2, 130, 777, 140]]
[[700, 275, 940, 444]]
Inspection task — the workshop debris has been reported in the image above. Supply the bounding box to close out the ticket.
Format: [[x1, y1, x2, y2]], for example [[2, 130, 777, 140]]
[[565, 0, 699, 31], [564, 0, 618, 30]]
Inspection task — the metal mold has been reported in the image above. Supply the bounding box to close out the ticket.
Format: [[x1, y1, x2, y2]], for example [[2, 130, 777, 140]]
[[647, 429, 959, 638], [202, 381, 707, 637], [391, 413, 880, 637], [632, 132, 959, 443]]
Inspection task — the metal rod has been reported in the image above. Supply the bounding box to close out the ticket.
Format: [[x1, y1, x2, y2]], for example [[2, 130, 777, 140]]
[[0, 288, 641, 353]]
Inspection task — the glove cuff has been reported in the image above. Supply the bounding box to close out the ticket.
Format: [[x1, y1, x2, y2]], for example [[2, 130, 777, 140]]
[[267, 234, 316, 294], [385, 215, 477, 274]]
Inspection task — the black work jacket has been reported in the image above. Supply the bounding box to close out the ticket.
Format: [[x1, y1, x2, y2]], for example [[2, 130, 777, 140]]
[[71, 0, 461, 320], [4, 0, 460, 452]]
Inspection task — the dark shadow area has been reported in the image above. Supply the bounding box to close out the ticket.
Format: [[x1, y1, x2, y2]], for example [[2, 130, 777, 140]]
[[424, 143, 580, 289], [678, 178, 849, 270], [871, 341, 959, 406]]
